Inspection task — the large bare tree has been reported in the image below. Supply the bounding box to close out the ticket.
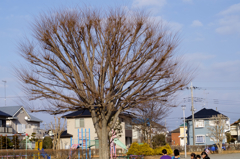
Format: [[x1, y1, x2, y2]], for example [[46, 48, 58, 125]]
[[208, 114, 228, 154], [16, 8, 191, 159]]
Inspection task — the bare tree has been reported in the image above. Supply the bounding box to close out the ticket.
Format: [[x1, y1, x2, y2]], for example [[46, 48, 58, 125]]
[[16, 7, 192, 159], [49, 116, 66, 151], [132, 100, 169, 147], [208, 114, 227, 154]]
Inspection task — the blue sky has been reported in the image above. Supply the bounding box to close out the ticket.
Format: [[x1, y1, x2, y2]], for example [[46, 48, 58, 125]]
[[0, 0, 240, 131]]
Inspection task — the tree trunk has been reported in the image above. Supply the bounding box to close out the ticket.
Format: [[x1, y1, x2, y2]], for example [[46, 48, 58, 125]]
[[98, 122, 110, 159], [218, 142, 222, 154]]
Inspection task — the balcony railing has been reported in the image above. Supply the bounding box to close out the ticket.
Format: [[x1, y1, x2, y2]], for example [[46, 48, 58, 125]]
[[0, 127, 13, 133]]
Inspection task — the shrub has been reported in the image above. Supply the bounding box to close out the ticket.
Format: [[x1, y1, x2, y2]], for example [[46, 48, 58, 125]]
[[43, 136, 53, 149], [154, 144, 173, 155], [152, 134, 166, 149], [127, 142, 154, 156]]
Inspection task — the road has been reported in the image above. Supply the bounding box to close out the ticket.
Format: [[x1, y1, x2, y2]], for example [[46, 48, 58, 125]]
[[180, 153, 240, 159]]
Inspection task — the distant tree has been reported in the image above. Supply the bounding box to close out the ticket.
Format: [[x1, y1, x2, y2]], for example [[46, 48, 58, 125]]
[[43, 136, 53, 149], [132, 100, 168, 147], [48, 116, 66, 151], [16, 7, 192, 159], [0, 136, 12, 149], [30, 132, 38, 142], [225, 132, 231, 143], [152, 134, 166, 149], [208, 114, 227, 154], [12, 135, 20, 149]]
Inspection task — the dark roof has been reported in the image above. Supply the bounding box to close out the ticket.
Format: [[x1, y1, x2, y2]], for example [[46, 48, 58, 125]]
[[171, 128, 180, 133], [186, 108, 227, 120], [60, 130, 73, 138], [62, 109, 91, 118], [0, 110, 11, 117]]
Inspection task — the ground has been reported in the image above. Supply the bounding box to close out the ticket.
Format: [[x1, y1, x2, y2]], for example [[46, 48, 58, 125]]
[[145, 152, 240, 159]]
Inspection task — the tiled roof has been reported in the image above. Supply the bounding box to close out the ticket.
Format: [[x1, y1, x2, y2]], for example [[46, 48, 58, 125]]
[[60, 130, 73, 138], [171, 127, 180, 133], [180, 123, 187, 127], [231, 120, 240, 126], [186, 108, 227, 120], [62, 109, 91, 118], [0, 106, 42, 122], [0, 110, 11, 117]]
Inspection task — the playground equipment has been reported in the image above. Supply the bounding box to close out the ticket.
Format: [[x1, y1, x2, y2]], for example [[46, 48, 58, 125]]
[[110, 130, 128, 159], [69, 128, 94, 159]]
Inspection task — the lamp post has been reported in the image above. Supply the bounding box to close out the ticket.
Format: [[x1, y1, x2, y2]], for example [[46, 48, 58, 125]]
[[182, 105, 187, 158]]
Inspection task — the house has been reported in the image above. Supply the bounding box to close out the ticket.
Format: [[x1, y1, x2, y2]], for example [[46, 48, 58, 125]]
[[171, 128, 180, 145], [185, 108, 230, 145], [230, 120, 240, 142], [0, 110, 12, 134], [0, 106, 42, 136], [179, 123, 188, 146], [132, 119, 166, 143], [60, 109, 133, 149]]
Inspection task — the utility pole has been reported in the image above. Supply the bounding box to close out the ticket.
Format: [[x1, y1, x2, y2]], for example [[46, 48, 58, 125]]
[[2, 80, 6, 106], [190, 82, 195, 145], [182, 105, 187, 158]]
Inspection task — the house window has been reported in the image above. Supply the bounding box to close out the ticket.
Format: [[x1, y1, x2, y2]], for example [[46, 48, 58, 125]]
[[195, 120, 204, 128], [0, 120, 2, 127], [209, 120, 215, 126], [75, 119, 84, 128], [196, 135, 205, 143]]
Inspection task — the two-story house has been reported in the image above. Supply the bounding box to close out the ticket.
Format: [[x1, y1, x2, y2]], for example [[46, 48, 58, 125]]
[[0, 110, 12, 134], [230, 120, 240, 142], [186, 108, 230, 145], [60, 109, 133, 149], [0, 106, 42, 136]]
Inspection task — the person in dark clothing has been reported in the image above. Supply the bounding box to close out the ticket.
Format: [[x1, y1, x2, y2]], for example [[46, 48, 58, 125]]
[[172, 149, 180, 159], [160, 149, 171, 159], [191, 153, 196, 159], [196, 155, 201, 159], [201, 151, 210, 159]]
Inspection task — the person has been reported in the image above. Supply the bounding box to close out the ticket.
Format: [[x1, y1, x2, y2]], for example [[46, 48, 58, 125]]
[[191, 153, 196, 159], [172, 149, 180, 159], [196, 155, 201, 159], [160, 149, 171, 159], [201, 151, 210, 159]]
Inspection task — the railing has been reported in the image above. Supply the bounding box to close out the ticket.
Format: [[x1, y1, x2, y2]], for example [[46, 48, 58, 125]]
[[0, 127, 13, 133]]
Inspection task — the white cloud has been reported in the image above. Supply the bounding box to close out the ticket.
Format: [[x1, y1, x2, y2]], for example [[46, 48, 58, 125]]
[[191, 20, 203, 27], [216, 3, 240, 35], [215, 15, 240, 35], [153, 16, 183, 32], [132, 0, 166, 8], [219, 3, 240, 15]]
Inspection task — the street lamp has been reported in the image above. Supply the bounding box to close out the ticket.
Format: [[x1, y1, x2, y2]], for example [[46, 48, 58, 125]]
[[181, 105, 187, 158]]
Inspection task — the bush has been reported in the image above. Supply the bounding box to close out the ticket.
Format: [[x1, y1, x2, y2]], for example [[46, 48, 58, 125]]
[[152, 134, 166, 149], [127, 142, 154, 156], [154, 144, 173, 155], [43, 136, 53, 149]]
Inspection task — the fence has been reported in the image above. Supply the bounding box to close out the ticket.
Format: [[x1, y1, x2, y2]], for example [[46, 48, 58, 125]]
[[171, 143, 240, 152]]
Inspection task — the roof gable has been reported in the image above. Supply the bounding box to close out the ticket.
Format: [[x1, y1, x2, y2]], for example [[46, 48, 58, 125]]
[[0, 106, 42, 122], [171, 127, 180, 133], [186, 108, 227, 120]]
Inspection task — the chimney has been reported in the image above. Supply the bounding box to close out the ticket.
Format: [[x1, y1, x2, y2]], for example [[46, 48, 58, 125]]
[[216, 107, 218, 111]]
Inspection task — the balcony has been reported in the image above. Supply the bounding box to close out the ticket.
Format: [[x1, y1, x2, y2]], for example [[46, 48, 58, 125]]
[[0, 127, 13, 133]]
